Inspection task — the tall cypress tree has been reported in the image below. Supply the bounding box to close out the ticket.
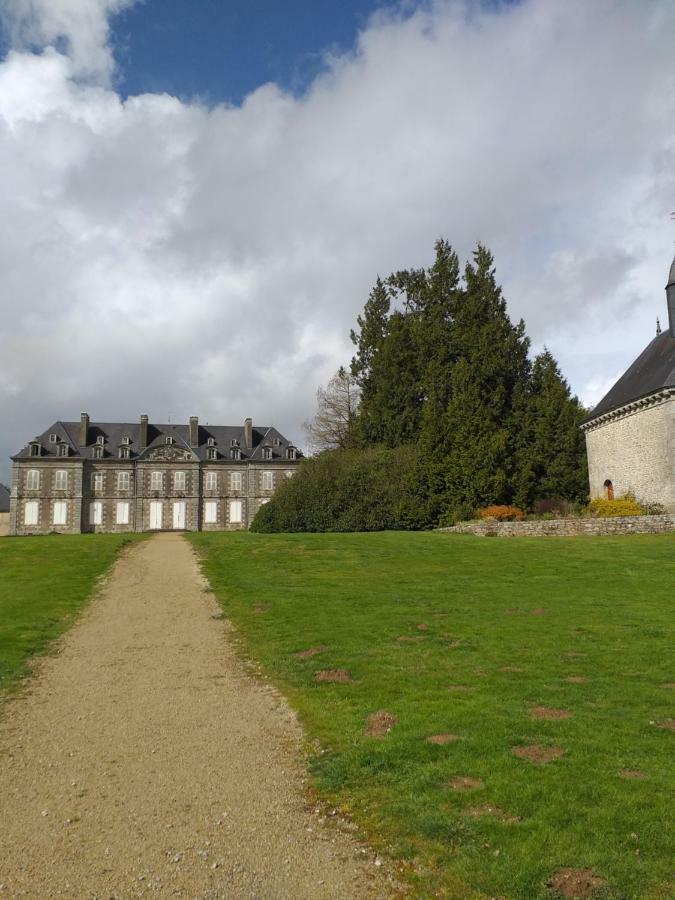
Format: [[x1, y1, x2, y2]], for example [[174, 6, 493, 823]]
[[513, 349, 588, 507], [438, 245, 530, 509]]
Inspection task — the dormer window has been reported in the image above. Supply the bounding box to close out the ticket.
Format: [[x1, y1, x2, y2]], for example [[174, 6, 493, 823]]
[[273, 438, 281, 446], [30, 442, 41, 457], [262, 447, 272, 461], [57, 444, 69, 457], [49, 434, 58, 443], [119, 446, 130, 459], [96, 436, 105, 446], [93, 446, 103, 459], [230, 439, 239, 447], [207, 437, 215, 447], [230, 448, 241, 460], [286, 447, 297, 460], [122, 436, 130, 445], [165, 436, 174, 445], [207, 447, 217, 460]]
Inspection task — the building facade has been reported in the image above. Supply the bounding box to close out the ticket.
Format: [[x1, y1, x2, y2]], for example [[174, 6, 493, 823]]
[[9, 415, 300, 535], [581, 256, 675, 512]]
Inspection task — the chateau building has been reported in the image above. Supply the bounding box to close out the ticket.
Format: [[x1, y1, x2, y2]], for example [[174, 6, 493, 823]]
[[582, 256, 675, 511], [9, 415, 300, 535]]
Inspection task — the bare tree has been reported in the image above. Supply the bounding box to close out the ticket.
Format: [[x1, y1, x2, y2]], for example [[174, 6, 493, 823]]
[[304, 367, 360, 452]]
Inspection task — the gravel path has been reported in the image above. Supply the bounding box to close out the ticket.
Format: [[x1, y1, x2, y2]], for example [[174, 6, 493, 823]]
[[0, 534, 393, 899]]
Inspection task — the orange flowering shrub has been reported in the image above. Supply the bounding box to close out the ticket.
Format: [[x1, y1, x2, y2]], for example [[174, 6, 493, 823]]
[[477, 505, 525, 522]]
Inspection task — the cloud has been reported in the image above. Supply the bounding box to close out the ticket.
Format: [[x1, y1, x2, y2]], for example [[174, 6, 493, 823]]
[[1, 0, 675, 480], [0, 0, 135, 81]]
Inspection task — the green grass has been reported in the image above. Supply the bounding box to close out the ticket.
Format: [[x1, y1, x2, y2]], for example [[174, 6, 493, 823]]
[[188, 531, 675, 899], [0, 533, 146, 698]]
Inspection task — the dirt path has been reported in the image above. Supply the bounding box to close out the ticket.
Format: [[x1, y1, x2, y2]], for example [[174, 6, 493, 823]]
[[0, 534, 393, 899]]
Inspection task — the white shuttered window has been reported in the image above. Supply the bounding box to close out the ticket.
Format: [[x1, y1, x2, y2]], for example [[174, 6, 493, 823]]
[[54, 470, 68, 490], [117, 471, 130, 490], [26, 470, 40, 490], [205, 471, 218, 490], [204, 500, 218, 524], [116, 501, 130, 525], [150, 471, 163, 491], [262, 471, 274, 491], [24, 500, 39, 525], [230, 471, 242, 491], [52, 501, 67, 525], [229, 500, 243, 524], [174, 471, 186, 490], [90, 501, 102, 525]]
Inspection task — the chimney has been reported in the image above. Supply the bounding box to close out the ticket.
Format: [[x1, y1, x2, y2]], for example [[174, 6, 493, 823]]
[[667, 254, 675, 337], [189, 415, 199, 446], [244, 417, 253, 449], [79, 412, 89, 446], [140, 414, 148, 450]]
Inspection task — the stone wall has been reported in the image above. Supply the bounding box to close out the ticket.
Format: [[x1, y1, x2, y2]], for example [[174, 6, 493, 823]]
[[0, 512, 9, 536], [584, 395, 675, 512], [440, 514, 675, 537]]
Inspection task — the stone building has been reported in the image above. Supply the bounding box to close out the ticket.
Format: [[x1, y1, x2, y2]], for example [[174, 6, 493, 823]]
[[582, 256, 675, 511], [9, 415, 300, 535], [0, 483, 9, 536]]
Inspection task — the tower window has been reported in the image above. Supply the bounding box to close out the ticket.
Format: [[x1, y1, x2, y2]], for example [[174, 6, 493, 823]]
[[603, 480, 614, 501]]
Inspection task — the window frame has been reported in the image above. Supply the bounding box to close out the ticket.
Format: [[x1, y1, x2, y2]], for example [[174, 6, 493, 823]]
[[262, 471, 274, 491], [150, 471, 163, 492], [26, 469, 40, 490], [116, 501, 130, 525], [92, 472, 104, 493], [90, 501, 103, 525], [204, 500, 218, 524], [205, 471, 218, 491], [117, 471, 130, 491], [174, 471, 187, 491], [54, 470, 68, 491], [230, 471, 242, 491], [229, 499, 243, 524], [24, 500, 39, 525], [52, 500, 68, 525]]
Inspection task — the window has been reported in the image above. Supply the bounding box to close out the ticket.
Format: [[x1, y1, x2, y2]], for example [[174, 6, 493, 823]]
[[207, 447, 217, 460], [52, 501, 67, 525], [286, 447, 296, 460], [150, 471, 163, 491], [26, 470, 40, 490], [262, 471, 274, 491], [604, 479, 614, 501], [230, 448, 240, 460], [174, 471, 186, 491], [122, 436, 130, 445], [24, 500, 39, 525], [205, 471, 218, 490], [204, 500, 218, 524], [285, 470, 295, 480], [165, 436, 174, 445], [119, 446, 130, 459], [96, 435, 105, 445], [30, 443, 40, 457], [49, 434, 58, 443], [230, 471, 242, 491], [207, 437, 215, 447], [57, 444, 69, 457], [93, 446, 103, 459], [117, 471, 130, 491], [229, 500, 243, 523], [92, 472, 104, 492], [90, 501, 102, 525], [230, 439, 238, 447], [54, 470, 68, 490], [262, 447, 272, 460], [116, 501, 130, 525]]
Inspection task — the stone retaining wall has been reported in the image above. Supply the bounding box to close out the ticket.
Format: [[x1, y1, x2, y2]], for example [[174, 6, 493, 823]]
[[439, 514, 675, 537]]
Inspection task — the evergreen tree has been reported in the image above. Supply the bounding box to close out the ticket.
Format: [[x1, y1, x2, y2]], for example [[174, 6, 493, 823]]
[[513, 349, 588, 507], [437, 245, 531, 509]]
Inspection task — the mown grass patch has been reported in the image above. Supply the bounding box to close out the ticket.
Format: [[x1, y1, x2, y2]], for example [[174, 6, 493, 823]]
[[189, 531, 675, 899], [0, 533, 146, 698]]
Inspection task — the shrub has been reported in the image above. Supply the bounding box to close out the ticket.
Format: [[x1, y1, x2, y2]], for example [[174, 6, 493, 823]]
[[251, 445, 440, 533], [533, 497, 574, 518], [477, 505, 525, 522], [586, 493, 644, 518], [641, 500, 667, 516], [438, 503, 476, 527]]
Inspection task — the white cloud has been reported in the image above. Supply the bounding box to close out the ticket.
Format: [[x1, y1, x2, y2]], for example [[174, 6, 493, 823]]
[[1, 0, 675, 480]]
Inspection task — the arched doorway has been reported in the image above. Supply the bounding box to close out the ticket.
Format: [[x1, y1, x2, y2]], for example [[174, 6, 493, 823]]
[[603, 480, 614, 501]]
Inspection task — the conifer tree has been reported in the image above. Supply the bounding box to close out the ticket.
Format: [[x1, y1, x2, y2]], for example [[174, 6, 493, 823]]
[[513, 350, 588, 507]]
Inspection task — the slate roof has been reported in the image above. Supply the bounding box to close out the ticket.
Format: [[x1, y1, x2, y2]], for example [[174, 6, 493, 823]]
[[11, 420, 300, 463], [0, 483, 9, 513], [584, 330, 675, 423]]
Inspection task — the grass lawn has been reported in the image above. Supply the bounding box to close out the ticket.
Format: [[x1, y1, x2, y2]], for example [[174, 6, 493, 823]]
[[189, 531, 675, 900], [0, 534, 146, 698]]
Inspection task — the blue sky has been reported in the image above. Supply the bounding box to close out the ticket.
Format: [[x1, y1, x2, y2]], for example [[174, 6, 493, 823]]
[[110, 0, 396, 103], [0, 0, 673, 479]]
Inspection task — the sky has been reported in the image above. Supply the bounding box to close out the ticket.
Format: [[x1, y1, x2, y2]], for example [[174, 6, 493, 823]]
[[1, 0, 675, 483]]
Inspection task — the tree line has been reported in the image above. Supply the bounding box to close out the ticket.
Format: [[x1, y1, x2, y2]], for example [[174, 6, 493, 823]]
[[254, 239, 588, 532]]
